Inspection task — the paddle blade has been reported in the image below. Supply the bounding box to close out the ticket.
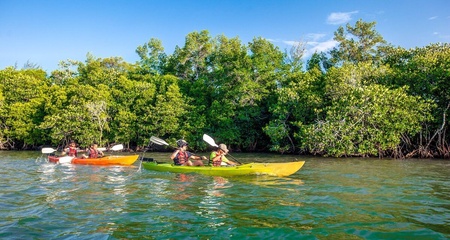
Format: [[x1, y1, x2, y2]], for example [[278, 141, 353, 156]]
[[110, 144, 124, 151], [42, 147, 57, 154], [150, 136, 170, 146], [203, 134, 218, 147]]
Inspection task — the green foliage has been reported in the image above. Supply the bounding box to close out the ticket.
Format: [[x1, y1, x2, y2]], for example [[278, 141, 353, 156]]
[[136, 38, 166, 75], [206, 35, 252, 146], [149, 75, 188, 137], [307, 52, 332, 73], [264, 68, 325, 152], [300, 64, 434, 157], [381, 43, 450, 106], [167, 30, 213, 81], [0, 20, 447, 158], [304, 85, 433, 157], [377, 43, 450, 157], [331, 19, 387, 65], [0, 68, 48, 148]]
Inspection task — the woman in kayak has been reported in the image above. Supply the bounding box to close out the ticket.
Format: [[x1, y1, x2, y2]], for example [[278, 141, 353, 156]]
[[170, 139, 206, 166], [209, 144, 238, 166]]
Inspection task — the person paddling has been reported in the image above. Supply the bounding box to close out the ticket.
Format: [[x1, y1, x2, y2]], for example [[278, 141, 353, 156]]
[[62, 140, 84, 157], [209, 143, 238, 166], [170, 139, 206, 166], [84, 142, 104, 158]]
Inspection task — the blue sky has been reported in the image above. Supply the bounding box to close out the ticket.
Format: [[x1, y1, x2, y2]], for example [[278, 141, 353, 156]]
[[1, 0, 449, 72]]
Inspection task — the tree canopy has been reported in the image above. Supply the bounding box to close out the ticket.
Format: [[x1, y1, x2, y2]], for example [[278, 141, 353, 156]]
[[1, 20, 448, 159]]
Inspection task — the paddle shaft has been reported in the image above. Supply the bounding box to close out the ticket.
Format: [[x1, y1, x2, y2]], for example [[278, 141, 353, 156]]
[[202, 134, 242, 165], [150, 136, 206, 161], [224, 152, 241, 165]]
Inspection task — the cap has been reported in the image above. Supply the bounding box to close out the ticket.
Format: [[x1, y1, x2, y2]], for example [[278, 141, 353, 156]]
[[177, 139, 188, 147], [218, 143, 229, 153]]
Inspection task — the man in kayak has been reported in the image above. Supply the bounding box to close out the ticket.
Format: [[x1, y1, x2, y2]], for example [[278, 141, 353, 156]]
[[209, 143, 238, 166], [170, 139, 206, 166]]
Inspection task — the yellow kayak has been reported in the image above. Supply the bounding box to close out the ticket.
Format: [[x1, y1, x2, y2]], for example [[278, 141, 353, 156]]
[[142, 161, 305, 177]]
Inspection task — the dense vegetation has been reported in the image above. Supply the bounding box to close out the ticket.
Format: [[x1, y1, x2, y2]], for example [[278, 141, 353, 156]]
[[1, 20, 449, 158]]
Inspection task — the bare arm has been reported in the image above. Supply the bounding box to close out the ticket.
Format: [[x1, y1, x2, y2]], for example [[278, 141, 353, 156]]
[[222, 156, 236, 165], [191, 155, 207, 160], [170, 150, 180, 160]]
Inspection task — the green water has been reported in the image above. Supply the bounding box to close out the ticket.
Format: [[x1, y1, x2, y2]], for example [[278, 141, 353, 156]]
[[0, 151, 448, 239]]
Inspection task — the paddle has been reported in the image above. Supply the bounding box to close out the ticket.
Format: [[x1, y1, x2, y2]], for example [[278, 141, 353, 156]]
[[42, 144, 123, 154], [150, 136, 206, 161], [101, 144, 124, 151], [150, 136, 171, 147], [202, 134, 242, 165], [95, 144, 124, 158], [41, 147, 73, 164], [42, 147, 58, 154]]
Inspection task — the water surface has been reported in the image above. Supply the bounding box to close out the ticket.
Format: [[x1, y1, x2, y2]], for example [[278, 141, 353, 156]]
[[0, 151, 448, 239]]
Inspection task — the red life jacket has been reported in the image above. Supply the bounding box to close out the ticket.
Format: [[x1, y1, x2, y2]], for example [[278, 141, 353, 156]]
[[89, 147, 98, 158], [210, 151, 222, 166], [68, 147, 77, 157], [174, 151, 189, 165]]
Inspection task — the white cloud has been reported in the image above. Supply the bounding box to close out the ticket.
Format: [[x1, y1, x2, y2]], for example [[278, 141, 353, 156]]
[[304, 39, 338, 58], [305, 33, 326, 42], [327, 11, 358, 25], [266, 35, 338, 59], [280, 33, 326, 46], [433, 32, 450, 39], [282, 40, 300, 46], [279, 39, 338, 58], [287, 34, 337, 57], [429, 16, 438, 20]]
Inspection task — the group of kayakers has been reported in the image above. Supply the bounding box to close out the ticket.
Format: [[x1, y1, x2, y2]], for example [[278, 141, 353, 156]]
[[61, 138, 237, 166], [170, 139, 238, 167], [61, 141, 104, 159]]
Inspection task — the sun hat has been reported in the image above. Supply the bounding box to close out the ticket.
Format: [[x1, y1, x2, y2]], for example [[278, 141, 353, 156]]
[[218, 143, 229, 153]]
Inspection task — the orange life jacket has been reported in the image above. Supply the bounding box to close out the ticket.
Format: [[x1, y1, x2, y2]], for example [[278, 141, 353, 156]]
[[88, 147, 98, 158], [68, 147, 77, 157]]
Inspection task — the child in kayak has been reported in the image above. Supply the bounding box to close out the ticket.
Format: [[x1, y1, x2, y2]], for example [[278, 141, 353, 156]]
[[83, 142, 104, 158], [170, 139, 206, 166], [209, 144, 238, 166], [61, 140, 84, 157]]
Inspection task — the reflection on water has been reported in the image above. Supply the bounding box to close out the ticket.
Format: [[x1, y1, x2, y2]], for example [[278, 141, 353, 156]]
[[197, 176, 231, 229], [235, 175, 304, 188], [0, 151, 449, 239]]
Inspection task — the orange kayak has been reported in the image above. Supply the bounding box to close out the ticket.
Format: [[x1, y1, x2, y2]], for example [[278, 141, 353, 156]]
[[48, 155, 139, 166]]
